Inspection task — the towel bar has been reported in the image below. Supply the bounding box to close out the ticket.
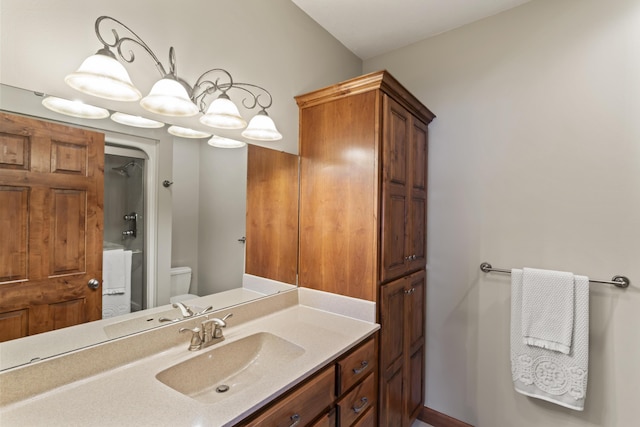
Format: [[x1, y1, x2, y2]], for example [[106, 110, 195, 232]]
[[480, 262, 630, 288]]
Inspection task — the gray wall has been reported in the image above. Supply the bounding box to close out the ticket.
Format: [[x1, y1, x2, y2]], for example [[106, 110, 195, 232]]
[[365, 0, 640, 425]]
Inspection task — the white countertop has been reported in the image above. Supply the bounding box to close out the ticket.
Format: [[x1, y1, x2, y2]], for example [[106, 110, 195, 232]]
[[0, 304, 378, 427]]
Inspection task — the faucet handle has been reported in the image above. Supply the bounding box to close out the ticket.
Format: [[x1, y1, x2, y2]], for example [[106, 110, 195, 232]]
[[173, 302, 194, 318], [179, 327, 202, 351], [211, 313, 233, 339]]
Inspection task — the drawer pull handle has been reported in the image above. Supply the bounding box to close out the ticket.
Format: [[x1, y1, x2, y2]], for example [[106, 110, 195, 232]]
[[353, 360, 369, 375], [352, 397, 369, 414], [288, 413, 301, 427]]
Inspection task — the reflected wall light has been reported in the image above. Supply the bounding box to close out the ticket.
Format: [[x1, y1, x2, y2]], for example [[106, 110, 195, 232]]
[[167, 125, 212, 139], [207, 135, 246, 148], [42, 96, 110, 119], [110, 112, 164, 128], [65, 16, 282, 141]]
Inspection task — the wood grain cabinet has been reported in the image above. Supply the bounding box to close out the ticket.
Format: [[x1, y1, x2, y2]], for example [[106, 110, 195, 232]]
[[379, 270, 426, 427], [295, 71, 434, 427], [237, 336, 377, 427]]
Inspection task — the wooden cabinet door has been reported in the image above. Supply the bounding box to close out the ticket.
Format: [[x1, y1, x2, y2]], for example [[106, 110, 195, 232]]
[[381, 96, 428, 283], [0, 112, 104, 341], [379, 275, 407, 426], [405, 271, 426, 424], [407, 119, 428, 272], [379, 271, 426, 427], [381, 96, 411, 284]]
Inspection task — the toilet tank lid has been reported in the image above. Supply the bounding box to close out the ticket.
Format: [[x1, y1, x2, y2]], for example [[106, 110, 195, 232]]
[[170, 266, 192, 276]]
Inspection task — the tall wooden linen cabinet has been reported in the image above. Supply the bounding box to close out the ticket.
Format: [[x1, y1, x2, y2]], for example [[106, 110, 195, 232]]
[[296, 71, 435, 427]]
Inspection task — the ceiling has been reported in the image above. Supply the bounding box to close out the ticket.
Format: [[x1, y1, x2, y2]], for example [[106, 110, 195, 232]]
[[292, 0, 532, 60]]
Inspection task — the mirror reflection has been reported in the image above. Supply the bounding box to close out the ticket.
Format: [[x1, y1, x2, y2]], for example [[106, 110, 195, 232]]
[[0, 84, 297, 370]]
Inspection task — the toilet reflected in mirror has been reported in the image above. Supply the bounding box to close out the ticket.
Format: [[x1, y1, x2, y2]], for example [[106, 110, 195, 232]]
[[170, 267, 199, 303]]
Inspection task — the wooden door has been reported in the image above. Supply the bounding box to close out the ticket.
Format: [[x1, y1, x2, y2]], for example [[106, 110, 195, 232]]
[[0, 112, 104, 342], [245, 145, 299, 284]]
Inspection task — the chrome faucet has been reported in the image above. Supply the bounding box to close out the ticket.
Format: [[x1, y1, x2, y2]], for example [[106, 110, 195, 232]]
[[179, 313, 233, 351], [173, 302, 194, 317], [159, 304, 213, 323]]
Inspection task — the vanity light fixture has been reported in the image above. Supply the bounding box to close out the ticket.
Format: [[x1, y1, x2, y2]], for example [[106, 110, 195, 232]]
[[110, 112, 164, 128], [41, 96, 110, 119], [66, 16, 282, 141], [207, 135, 247, 149], [167, 125, 212, 139]]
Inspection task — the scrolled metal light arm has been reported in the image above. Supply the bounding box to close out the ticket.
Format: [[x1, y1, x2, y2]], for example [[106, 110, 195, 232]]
[[92, 16, 274, 115]]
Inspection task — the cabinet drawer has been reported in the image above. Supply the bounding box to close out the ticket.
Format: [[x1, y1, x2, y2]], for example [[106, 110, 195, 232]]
[[337, 338, 376, 394], [337, 372, 376, 427], [350, 406, 376, 427], [308, 408, 336, 427], [241, 366, 335, 426]]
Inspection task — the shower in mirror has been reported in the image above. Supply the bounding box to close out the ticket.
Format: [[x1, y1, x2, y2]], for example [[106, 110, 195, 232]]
[[104, 146, 147, 316]]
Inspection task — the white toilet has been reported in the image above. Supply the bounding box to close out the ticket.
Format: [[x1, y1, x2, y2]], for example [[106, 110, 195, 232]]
[[169, 266, 199, 303]]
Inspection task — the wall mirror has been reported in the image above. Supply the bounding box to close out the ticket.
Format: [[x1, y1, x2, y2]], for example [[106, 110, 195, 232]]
[[0, 83, 299, 370]]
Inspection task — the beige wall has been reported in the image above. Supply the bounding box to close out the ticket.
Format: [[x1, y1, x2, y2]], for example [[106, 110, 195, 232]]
[[365, 0, 640, 425], [1, 0, 362, 304]]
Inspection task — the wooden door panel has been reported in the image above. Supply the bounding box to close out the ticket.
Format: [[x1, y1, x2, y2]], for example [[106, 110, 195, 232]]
[[385, 98, 409, 186], [381, 191, 407, 282], [0, 132, 29, 170], [380, 277, 407, 370], [406, 344, 425, 424], [0, 112, 103, 342], [0, 309, 28, 342], [379, 364, 404, 427], [0, 186, 29, 282], [408, 271, 426, 352], [410, 121, 428, 192], [50, 189, 86, 275], [51, 140, 87, 175], [409, 195, 426, 269]]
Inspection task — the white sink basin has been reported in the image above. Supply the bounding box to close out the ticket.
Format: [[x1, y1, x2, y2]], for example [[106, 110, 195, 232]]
[[156, 332, 305, 403]]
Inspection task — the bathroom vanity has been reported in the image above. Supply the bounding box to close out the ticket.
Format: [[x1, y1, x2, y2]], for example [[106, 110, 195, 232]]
[[0, 288, 378, 426]]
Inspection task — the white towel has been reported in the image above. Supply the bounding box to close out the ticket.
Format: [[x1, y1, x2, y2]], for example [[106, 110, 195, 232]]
[[102, 249, 126, 295], [522, 267, 574, 354], [511, 269, 589, 411], [102, 250, 133, 318]]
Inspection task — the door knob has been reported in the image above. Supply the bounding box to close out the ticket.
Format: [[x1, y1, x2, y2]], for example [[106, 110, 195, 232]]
[[87, 278, 100, 289]]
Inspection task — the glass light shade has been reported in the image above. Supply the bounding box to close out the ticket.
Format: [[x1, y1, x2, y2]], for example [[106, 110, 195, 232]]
[[207, 135, 246, 148], [199, 96, 247, 129], [140, 78, 199, 117], [110, 112, 164, 128], [241, 111, 283, 141], [65, 53, 142, 101], [41, 96, 110, 119], [167, 125, 212, 139]]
